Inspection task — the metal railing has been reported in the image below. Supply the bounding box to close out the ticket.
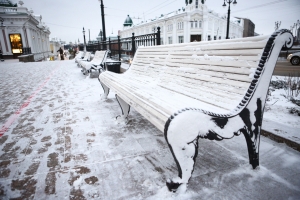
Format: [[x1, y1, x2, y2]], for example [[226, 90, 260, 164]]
[[22, 47, 32, 55], [79, 27, 161, 61]]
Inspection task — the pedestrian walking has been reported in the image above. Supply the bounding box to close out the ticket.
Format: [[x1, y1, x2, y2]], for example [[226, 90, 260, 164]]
[[0, 49, 4, 62], [57, 47, 64, 60]]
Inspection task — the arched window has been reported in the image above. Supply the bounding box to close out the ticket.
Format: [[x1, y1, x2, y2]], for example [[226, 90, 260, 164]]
[[178, 22, 184, 30]]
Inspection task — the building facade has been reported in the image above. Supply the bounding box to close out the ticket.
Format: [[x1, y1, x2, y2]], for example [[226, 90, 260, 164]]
[[120, 0, 244, 44], [0, 1, 51, 60], [237, 17, 255, 37]]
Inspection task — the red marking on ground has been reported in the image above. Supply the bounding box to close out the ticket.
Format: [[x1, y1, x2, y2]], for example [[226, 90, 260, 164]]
[[0, 65, 61, 137]]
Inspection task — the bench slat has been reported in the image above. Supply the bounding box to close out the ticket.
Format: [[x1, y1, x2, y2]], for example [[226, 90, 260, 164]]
[[139, 40, 267, 51], [139, 35, 269, 50], [166, 63, 254, 75], [137, 49, 263, 56]]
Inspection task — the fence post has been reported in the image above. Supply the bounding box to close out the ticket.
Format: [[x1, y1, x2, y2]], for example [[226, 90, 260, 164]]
[[157, 26, 161, 45], [118, 35, 121, 61], [132, 32, 136, 56], [109, 38, 112, 58]]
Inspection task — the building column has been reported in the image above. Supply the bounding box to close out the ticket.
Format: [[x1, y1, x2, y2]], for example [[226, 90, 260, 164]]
[[22, 27, 29, 47], [202, 17, 208, 41], [26, 27, 33, 51], [0, 27, 11, 54], [173, 20, 177, 44], [163, 21, 167, 45], [184, 15, 190, 43], [32, 30, 37, 53]]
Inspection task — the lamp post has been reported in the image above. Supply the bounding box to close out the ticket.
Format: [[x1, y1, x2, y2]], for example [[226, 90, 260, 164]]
[[290, 24, 294, 33], [222, 0, 237, 39], [83, 27, 87, 52], [0, 17, 4, 27], [275, 21, 281, 31], [295, 20, 300, 42], [98, 0, 106, 44]]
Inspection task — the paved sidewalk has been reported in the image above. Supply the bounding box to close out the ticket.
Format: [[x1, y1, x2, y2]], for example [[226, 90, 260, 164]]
[[0, 61, 300, 199]]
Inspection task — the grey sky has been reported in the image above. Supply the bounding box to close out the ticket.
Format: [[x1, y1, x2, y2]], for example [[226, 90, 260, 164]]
[[16, 0, 300, 43]]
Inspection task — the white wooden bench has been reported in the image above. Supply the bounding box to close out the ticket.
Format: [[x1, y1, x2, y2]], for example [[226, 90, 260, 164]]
[[74, 51, 84, 63], [98, 29, 293, 192], [78, 50, 109, 77], [75, 52, 91, 64]]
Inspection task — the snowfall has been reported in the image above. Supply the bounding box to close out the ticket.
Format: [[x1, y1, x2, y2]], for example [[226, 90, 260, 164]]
[[0, 59, 299, 199]]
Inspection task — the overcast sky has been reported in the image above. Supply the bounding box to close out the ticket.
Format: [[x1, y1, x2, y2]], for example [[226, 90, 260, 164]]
[[15, 0, 300, 43]]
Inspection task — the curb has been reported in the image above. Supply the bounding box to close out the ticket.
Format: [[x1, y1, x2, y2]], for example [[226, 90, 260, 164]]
[[261, 129, 300, 152]]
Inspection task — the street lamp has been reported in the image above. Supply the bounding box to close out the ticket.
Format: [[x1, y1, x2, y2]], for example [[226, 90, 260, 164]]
[[82, 27, 87, 52], [295, 20, 300, 42], [222, 0, 237, 39], [275, 21, 281, 31], [98, 0, 106, 45], [290, 25, 294, 33]]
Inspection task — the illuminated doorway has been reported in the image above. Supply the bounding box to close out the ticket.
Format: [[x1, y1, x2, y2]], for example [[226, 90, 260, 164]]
[[9, 34, 23, 56]]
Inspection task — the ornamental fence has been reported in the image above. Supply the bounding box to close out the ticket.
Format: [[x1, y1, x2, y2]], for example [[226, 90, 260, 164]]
[[79, 27, 161, 61]]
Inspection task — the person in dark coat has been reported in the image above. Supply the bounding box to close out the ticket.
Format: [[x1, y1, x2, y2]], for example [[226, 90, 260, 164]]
[[57, 47, 64, 60], [0, 49, 4, 61]]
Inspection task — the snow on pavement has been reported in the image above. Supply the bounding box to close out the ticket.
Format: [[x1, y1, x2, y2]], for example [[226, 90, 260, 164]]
[[0, 60, 299, 199]]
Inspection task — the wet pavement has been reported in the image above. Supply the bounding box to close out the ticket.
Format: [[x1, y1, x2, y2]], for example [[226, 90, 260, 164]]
[[0, 60, 300, 199]]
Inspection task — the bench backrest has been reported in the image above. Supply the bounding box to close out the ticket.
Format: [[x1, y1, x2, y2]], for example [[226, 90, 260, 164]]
[[125, 30, 293, 114], [75, 51, 84, 59], [90, 50, 108, 65], [82, 52, 91, 61]]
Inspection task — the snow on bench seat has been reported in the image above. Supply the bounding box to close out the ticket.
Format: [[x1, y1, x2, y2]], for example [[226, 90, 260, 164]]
[[75, 52, 91, 64], [98, 29, 293, 192], [78, 50, 108, 76]]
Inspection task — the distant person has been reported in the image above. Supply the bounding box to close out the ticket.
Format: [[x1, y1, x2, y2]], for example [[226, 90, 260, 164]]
[[57, 47, 64, 60], [0, 49, 4, 61]]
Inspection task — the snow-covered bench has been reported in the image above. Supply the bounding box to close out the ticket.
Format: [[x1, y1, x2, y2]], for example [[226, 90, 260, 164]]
[[98, 29, 293, 192], [74, 51, 84, 63], [75, 52, 91, 64], [78, 50, 109, 77]]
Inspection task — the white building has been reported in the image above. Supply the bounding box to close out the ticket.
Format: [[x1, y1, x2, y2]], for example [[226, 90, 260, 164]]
[[0, 0, 51, 60], [120, 0, 244, 44]]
